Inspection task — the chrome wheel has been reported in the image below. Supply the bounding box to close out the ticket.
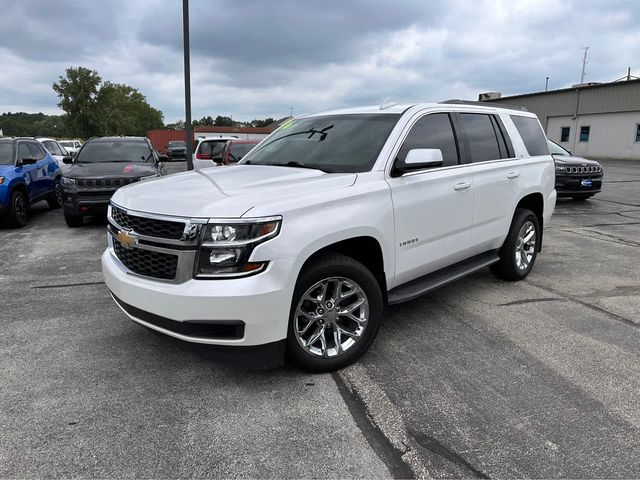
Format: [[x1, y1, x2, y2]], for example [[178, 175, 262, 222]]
[[14, 193, 27, 225], [294, 277, 369, 358], [515, 221, 536, 270]]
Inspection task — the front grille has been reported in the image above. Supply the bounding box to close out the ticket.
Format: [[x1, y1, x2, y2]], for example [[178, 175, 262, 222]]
[[111, 206, 185, 240], [113, 240, 178, 280], [565, 166, 601, 174], [77, 178, 140, 189]]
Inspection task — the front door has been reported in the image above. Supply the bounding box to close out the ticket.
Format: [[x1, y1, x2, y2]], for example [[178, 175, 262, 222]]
[[387, 112, 473, 287]]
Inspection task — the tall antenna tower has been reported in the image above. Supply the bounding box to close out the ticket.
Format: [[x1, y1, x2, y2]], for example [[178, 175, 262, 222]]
[[580, 46, 589, 84]]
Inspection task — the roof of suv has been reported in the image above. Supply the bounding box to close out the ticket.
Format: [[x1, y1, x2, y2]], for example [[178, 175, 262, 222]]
[[304, 101, 533, 118], [87, 136, 148, 143]]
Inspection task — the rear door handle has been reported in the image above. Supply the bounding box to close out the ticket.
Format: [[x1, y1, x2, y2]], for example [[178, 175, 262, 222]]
[[453, 182, 471, 191], [507, 171, 520, 179]]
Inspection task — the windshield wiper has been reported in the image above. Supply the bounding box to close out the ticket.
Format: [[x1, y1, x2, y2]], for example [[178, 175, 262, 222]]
[[257, 161, 334, 173]]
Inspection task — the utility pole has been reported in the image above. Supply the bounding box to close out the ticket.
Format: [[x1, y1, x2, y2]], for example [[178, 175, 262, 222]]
[[183, 0, 194, 171], [580, 46, 589, 84], [545, 77, 549, 92]]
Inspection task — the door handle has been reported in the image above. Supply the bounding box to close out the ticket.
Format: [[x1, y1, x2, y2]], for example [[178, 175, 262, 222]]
[[507, 171, 520, 179], [453, 182, 471, 191]]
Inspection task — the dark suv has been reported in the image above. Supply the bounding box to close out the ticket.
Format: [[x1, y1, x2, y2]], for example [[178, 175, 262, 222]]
[[548, 139, 603, 201], [166, 141, 186, 160], [61, 137, 166, 227]]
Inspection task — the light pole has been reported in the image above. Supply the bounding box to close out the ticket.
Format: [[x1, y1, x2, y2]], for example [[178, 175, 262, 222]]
[[183, 0, 194, 170]]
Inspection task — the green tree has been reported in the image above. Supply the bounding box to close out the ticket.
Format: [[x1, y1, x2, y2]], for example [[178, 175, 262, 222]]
[[52, 67, 164, 137], [214, 115, 234, 126], [52, 67, 101, 138], [96, 82, 163, 136]]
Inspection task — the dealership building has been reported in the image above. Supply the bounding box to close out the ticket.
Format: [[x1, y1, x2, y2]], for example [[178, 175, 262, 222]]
[[481, 78, 640, 160]]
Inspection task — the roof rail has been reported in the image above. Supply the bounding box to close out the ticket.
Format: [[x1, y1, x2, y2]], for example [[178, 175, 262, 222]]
[[439, 99, 528, 112]]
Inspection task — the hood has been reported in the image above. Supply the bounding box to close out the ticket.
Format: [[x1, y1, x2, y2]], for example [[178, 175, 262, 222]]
[[552, 154, 601, 166], [64, 162, 158, 179], [111, 164, 357, 218], [0, 164, 16, 175]]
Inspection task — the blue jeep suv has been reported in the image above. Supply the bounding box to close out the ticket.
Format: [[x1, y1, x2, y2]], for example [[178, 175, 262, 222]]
[[0, 137, 62, 227]]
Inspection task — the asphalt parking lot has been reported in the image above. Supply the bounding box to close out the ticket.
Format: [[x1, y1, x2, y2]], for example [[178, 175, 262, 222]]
[[1, 160, 639, 478]]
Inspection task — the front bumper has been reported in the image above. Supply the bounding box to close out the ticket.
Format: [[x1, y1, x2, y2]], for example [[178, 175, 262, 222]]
[[102, 247, 296, 347], [62, 188, 114, 215], [555, 174, 602, 196]]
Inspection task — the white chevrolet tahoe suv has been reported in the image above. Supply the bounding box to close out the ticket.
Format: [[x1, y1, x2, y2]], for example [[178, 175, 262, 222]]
[[102, 101, 556, 372]]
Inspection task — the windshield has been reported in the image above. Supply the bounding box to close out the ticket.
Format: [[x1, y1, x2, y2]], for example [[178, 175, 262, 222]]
[[548, 139, 570, 155], [60, 141, 74, 148], [75, 141, 153, 163], [168, 141, 185, 147], [240, 114, 401, 173], [0, 143, 13, 165], [199, 140, 228, 156]]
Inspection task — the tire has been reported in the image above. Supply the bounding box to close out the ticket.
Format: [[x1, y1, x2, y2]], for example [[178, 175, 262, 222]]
[[64, 210, 83, 228], [286, 253, 383, 372], [47, 177, 62, 209], [490, 208, 540, 281], [572, 194, 593, 201], [6, 189, 28, 228]]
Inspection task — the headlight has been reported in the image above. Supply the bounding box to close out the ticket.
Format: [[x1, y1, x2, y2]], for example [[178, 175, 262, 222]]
[[0, 176, 4, 185], [195, 218, 281, 278], [60, 177, 75, 187], [555, 165, 566, 172]]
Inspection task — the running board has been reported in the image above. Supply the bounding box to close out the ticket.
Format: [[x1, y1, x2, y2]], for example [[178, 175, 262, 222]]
[[387, 250, 500, 305]]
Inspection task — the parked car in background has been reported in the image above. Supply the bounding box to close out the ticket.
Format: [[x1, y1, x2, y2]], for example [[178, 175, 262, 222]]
[[59, 139, 83, 156], [548, 139, 603, 200], [102, 101, 556, 371], [37, 137, 71, 172], [166, 140, 186, 161], [193, 136, 238, 169], [60, 137, 166, 227], [215, 139, 261, 165], [0, 137, 62, 227]]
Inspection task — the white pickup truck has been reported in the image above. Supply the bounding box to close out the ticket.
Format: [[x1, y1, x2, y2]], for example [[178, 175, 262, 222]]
[[102, 101, 556, 372]]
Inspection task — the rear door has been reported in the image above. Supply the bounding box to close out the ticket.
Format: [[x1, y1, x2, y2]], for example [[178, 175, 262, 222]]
[[455, 112, 521, 254], [27, 142, 55, 198], [388, 112, 474, 286]]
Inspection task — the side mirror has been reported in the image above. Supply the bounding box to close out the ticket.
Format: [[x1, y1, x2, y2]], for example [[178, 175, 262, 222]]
[[21, 157, 37, 165], [62, 156, 73, 164], [392, 148, 443, 176]]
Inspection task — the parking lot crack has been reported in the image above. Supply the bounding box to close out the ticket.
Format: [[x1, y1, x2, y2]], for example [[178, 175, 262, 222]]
[[528, 281, 639, 329], [498, 297, 565, 306], [407, 429, 490, 479], [332, 371, 417, 479]]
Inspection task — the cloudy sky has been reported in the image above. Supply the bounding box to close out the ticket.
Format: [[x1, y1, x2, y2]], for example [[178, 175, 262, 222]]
[[0, 0, 638, 123]]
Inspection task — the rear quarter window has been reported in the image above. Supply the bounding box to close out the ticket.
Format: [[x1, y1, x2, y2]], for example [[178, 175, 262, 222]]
[[510, 115, 549, 157]]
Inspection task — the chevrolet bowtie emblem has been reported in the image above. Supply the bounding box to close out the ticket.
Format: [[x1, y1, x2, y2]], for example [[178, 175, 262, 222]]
[[117, 230, 138, 249]]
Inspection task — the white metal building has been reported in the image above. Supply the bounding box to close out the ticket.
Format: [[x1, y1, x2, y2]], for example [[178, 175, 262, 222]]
[[481, 79, 640, 160]]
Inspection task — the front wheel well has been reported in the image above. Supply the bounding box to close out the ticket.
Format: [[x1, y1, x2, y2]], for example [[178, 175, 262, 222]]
[[10, 182, 30, 207], [515, 193, 544, 251], [301, 236, 387, 299]]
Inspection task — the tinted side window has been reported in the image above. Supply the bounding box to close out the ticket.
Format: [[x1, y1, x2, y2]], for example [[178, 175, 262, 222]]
[[27, 142, 45, 160], [43, 141, 61, 156], [510, 115, 549, 156], [397, 113, 459, 167], [458, 113, 501, 163]]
